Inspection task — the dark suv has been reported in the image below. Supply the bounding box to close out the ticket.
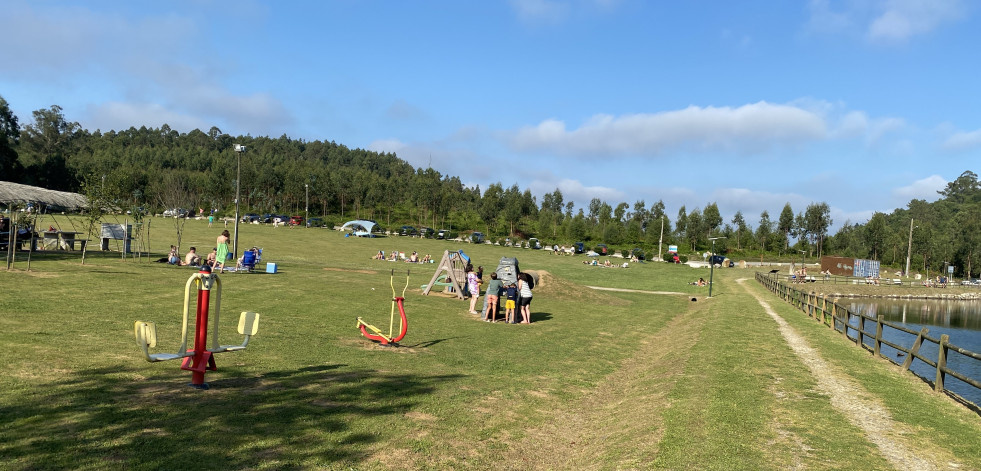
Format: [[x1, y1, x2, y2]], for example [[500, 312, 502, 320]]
[[399, 225, 418, 236]]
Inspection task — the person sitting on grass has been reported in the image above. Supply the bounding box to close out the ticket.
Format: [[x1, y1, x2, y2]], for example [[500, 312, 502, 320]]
[[184, 247, 201, 266], [206, 248, 217, 268], [168, 245, 181, 265]]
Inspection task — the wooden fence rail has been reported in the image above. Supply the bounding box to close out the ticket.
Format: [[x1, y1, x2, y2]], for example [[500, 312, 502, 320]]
[[756, 272, 981, 410]]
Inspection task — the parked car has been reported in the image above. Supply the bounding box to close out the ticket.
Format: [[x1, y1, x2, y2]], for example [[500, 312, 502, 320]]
[[419, 227, 434, 238], [306, 217, 325, 228], [289, 216, 304, 226], [260, 213, 276, 223], [709, 254, 732, 267], [163, 208, 189, 218], [595, 244, 609, 255], [436, 229, 453, 239], [470, 232, 485, 243], [630, 248, 646, 261], [528, 238, 541, 249], [399, 225, 418, 236], [241, 213, 260, 223], [573, 242, 585, 254]]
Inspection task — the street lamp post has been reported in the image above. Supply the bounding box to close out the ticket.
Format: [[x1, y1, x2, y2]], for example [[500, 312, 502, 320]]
[[305, 183, 309, 229], [232, 144, 246, 260], [708, 236, 726, 297]]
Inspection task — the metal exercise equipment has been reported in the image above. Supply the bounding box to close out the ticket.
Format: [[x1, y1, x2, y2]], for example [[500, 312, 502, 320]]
[[134, 267, 260, 389], [356, 270, 409, 346]]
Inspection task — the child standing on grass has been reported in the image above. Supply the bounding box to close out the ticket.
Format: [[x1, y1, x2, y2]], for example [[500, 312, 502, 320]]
[[504, 282, 518, 324], [466, 265, 481, 315], [483, 272, 503, 322]]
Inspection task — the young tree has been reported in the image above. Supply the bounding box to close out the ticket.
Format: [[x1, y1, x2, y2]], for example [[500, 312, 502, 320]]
[[776, 203, 793, 251], [803, 202, 833, 258], [756, 210, 773, 253], [731, 211, 746, 250], [19, 105, 81, 190], [0, 95, 22, 180], [703, 202, 722, 239]]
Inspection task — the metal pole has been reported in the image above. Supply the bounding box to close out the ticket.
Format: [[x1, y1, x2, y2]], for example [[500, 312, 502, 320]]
[[658, 216, 664, 261], [305, 184, 309, 228], [233, 146, 242, 260], [709, 239, 716, 297], [905, 218, 914, 278], [708, 236, 726, 297]]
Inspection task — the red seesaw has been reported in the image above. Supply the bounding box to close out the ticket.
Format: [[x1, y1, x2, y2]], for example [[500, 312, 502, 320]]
[[134, 266, 260, 389]]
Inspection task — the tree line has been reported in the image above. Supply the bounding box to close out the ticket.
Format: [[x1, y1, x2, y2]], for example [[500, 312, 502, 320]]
[[0, 97, 976, 275]]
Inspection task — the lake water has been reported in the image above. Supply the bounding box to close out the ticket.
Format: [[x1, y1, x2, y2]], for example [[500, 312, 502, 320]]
[[844, 299, 981, 408]]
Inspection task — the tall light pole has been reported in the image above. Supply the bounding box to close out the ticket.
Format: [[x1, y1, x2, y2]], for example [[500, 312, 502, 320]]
[[708, 236, 726, 297], [232, 144, 246, 260], [657, 216, 664, 261], [304, 183, 309, 228], [905, 218, 916, 278]]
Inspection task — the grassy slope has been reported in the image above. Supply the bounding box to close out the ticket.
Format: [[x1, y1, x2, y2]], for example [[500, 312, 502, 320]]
[[0, 216, 978, 470]]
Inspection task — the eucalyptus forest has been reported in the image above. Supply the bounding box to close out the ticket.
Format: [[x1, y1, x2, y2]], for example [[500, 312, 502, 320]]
[[2, 97, 980, 276]]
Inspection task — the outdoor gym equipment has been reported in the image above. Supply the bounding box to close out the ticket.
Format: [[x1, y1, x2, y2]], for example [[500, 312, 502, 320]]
[[134, 266, 260, 389], [356, 269, 409, 346]]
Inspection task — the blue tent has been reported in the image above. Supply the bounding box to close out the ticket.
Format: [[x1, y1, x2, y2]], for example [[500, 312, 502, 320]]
[[340, 220, 377, 237]]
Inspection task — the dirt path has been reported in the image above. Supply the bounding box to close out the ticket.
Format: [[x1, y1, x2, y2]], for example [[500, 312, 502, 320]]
[[494, 302, 704, 469], [586, 286, 685, 296], [736, 278, 960, 471]]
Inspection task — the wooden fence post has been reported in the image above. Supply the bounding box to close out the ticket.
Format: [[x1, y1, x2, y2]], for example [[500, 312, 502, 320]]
[[858, 313, 865, 346], [874, 315, 883, 357], [935, 334, 949, 393], [902, 327, 928, 371]]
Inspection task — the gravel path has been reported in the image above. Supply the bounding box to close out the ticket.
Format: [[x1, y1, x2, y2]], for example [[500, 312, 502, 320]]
[[737, 278, 960, 471]]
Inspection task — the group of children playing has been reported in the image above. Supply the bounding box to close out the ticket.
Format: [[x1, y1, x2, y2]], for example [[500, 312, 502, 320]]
[[477, 270, 533, 324]]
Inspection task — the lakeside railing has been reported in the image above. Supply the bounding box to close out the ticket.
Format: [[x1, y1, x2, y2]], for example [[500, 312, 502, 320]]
[[756, 271, 981, 411]]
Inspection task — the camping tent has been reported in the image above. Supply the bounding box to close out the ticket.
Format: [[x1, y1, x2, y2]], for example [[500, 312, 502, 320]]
[[340, 220, 377, 237]]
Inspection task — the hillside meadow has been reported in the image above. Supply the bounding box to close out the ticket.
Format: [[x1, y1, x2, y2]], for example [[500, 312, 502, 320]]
[[1, 215, 979, 470]]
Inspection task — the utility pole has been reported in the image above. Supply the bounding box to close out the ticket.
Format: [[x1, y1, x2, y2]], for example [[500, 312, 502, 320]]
[[905, 218, 914, 278], [658, 216, 664, 261]]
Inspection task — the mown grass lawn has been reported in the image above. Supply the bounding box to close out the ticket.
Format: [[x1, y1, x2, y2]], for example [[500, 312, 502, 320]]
[[1, 215, 978, 470]]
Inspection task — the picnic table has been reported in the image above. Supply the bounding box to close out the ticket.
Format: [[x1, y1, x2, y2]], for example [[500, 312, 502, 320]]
[[43, 231, 87, 251]]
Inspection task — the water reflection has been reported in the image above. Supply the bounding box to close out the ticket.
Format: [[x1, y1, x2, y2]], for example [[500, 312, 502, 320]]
[[843, 298, 981, 407], [846, 298, 981, 330]]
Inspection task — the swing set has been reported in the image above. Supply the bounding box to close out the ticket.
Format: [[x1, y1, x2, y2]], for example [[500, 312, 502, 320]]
[[356, 269, 409, 346]]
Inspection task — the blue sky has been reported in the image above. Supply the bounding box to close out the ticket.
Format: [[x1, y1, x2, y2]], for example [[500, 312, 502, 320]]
[[2, 0, 979, 230]]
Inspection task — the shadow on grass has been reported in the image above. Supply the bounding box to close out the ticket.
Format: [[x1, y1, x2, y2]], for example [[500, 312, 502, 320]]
[[530, 311, 553, 323], [402, 336, 461, 348], [0, 364, 464, 469]]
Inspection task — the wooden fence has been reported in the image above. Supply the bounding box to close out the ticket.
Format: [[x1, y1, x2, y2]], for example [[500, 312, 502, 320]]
[[756, 272, 981, 410]]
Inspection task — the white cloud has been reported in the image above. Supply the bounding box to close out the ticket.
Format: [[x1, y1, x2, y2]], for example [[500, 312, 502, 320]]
[[868, 0, 966, 42], [529, 178, 624, 206], [509, 101, 828, 157], [85, 102, 209, 133], [942, 129, 981, 151], [806, 0, 967, 43], [891, 175, 947, 201]]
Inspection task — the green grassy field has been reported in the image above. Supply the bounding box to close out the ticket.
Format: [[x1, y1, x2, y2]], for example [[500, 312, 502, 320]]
[[1, 216, 979, 470]]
